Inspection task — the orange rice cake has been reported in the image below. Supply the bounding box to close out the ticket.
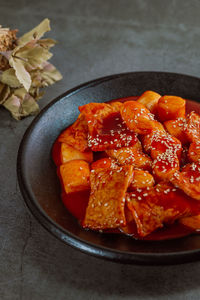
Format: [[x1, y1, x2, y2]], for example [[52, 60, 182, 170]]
[[91, 158, 117, 170], [120, 101, 158, 135], [142, 132, 182, 159], [59, 160, 90, 194], [60, 143, 93, 164], [137, 90, 161, 114], [129, 169, 155, 189], [152, 153, 180, 182], [157, 95, 186, 121]]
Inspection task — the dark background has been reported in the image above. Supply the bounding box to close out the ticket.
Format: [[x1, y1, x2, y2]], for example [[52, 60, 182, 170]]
[[1, 0, 200, 299]]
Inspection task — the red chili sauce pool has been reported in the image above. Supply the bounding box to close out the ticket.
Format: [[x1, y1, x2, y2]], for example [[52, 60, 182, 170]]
[[52, 96, 200, 241]]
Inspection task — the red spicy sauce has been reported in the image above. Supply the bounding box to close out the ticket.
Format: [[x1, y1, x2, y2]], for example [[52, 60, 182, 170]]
[[62, 190, 90, 221], [57, 96, 200, 241]]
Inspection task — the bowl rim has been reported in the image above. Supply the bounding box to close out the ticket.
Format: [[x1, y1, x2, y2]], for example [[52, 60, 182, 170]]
[[17, 71, 200, 265]]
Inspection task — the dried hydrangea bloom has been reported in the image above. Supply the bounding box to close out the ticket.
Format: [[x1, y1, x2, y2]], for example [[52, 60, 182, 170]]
[[0, 19, 62, 119]]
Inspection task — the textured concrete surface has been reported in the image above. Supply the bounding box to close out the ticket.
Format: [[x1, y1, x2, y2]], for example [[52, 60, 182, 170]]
[[1, 0, 200, 299]]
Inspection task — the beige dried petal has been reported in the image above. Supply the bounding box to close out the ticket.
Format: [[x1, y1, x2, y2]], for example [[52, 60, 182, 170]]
[[0, 82, 10, 104], [40, 62, 62, 85], [29, 86, 44, 101], [18, 19, 50, 47], [3, 94, 21, 119], [37, 38, 57, 49], [17, 45, 52, 69], [30, 70, 43, 87], [21, 93, 39, 115], [3, 87, 39, 120], [30, 63, 62, 88], [9, 56, 31, 91], [1, 68, 21, 88]]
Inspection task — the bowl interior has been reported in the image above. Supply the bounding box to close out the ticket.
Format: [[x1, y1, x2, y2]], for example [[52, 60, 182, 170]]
[[18, 72, 200, 264]]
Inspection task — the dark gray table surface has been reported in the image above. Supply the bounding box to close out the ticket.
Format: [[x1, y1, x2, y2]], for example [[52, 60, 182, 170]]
[[1, 0, 200, 299]]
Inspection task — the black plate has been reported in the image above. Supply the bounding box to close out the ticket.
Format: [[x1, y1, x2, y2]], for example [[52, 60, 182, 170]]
[[17, 72, 200, 265]]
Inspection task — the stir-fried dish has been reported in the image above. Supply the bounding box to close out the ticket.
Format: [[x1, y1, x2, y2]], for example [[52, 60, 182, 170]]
[[52, 91, 200, 240]]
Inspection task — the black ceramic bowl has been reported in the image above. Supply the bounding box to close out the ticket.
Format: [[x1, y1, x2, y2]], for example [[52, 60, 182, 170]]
[[17, 72, 200, 265]]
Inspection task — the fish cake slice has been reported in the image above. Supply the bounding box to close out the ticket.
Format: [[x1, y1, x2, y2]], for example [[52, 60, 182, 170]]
[[58, 113, 89, 152], [126, 183, 190, 237], [83, 165, 133, 229], [79, 102, 137, 151], [185, 111, 200, 142], [171, 162, 200, 200], [106, 146, 152, 170]]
